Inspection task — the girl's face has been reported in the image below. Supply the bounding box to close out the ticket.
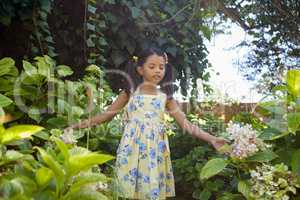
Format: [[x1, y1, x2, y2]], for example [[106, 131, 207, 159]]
[[137, 54, 166, 86]]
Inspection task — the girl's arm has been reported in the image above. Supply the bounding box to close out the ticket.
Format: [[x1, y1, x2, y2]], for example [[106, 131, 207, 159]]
[[68, 90, 130, 129], [166, 99, 228, 150]]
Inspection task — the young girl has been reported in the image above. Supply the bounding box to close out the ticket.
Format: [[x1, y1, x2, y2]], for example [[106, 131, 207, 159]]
[[64, 48, 229, 200]]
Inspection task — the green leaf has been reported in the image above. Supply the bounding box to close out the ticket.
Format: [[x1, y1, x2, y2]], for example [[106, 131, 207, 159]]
[[131, 7, 141, 18], [34, 147, 65, 193], [87, 38, 95, 47], [71, 106, 84, 117], [238, 180, 251, 199], [200, 25, 212, 40], [199, 189, 211, 200], [3, 150, 25, 164], [57, 65, 73, 77], [69, 172, 107, 193], [68, 153, 114, 176], [28, 106, 41, 123], [291, 149, 300, 176], [246, 150, 278, 162], [23, 60, 37, 76], [1, 125, 44, 144], [68, 190, 108, 200], [0, 94, 13, 107], [57, 99, 71, 114], [111, 51, 126, 66], [88, 4, 97, 14], [166, 47, 177, 57], [87, 23, 95, 31], [0, 57, 14, 76], [200, 158, 228, 180], [47, 117, 67, 128], [35, 167, 54, 187], [258, 127, 282, 140], [35, 57, 50, 77], [287, 70, 300, 98], [287, 112, 300, 133], [53, 137, 69, 160], [34, 130, 50, 140], [0, 77, 14, 91]]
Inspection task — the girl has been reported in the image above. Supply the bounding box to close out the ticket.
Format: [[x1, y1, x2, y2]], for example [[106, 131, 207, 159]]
[[64, 48, 229, 200]]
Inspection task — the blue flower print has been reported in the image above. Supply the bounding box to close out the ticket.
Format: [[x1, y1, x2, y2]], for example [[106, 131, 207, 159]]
[[145, 111, 158, 119], [140, 123, 145, 133], [128, 102, 137, 112], [134, 95, 144, 107], [135, 95, 144, 101], [158, 141, 166, 153], [130, 128, 135, 137], [166, 186, 171, 193], [129, 168, 138, 178], [135, 138, 141, 145], [123, 145, 132, 156], [148, 161, 156, 170], [157, 156, 163, 164], [120, 157, 128, 165], [123, 174, 129, 181], [166, 173, 172, 180], [151, 98, 161, 109], [149, 148, 156, 159], [150, 188, 160, 200], [159, 181, 165, 189], [159, 172, 164, 179], [147, 131, 155, 140], [139, 142, 147, 152], [143, 175, 150, 183]]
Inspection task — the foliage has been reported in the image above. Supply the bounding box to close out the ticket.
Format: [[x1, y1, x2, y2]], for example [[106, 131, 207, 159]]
[[169, 113, 226, 159], [221, 0, 300, 93], [0, 135, 114, 199], [1, 0, 217, 99], [249, 163, 300, 200], [0, 55, 122, 199], [198, 70, 300, 199], [169, 113, 234, 199], [0, 0, 56, 58]]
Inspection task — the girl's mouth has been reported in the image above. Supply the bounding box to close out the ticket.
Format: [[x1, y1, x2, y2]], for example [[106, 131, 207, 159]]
[[153, 75, 161, 79]]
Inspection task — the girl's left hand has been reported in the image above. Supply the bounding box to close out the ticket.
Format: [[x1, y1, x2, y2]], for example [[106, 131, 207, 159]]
[[210, 137, 231, 154]]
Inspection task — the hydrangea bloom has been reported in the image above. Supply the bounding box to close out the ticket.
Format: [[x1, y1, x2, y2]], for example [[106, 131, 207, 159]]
[[249, 163, 300, 200], [226, 121, 269, 159]]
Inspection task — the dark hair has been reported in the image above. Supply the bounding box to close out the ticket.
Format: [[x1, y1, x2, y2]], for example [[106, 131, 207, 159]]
[[121, 48, 174, 100]]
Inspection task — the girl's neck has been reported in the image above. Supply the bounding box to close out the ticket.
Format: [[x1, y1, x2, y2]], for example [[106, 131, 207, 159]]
[[138, 83, 160, 94]]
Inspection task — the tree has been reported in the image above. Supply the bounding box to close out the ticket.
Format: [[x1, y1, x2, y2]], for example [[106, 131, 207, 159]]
[[214, 0, 300, 93], [0, 0, 218, 100]]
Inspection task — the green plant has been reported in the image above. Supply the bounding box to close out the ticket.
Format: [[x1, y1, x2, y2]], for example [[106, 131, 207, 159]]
[[0, 136, 114, 200], [199, 70, 300, 199]]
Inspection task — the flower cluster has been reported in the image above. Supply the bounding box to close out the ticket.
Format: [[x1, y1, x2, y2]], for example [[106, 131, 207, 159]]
[[249, 163, 300, 200], [60, 128, 77, 144], [226, 121, 268, 159]]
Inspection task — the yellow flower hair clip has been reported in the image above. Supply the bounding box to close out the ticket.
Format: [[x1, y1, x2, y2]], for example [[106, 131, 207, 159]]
[[132, 55, 138, 63]]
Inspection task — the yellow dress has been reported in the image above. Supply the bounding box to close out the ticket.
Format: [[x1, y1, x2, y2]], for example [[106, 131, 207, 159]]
[[115, 86, 175, 199]]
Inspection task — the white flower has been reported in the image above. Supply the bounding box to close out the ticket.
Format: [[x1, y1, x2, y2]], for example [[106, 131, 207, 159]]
[[226, 121, 262, 159], [60, 129, 77, 144], [249, 163, 300, 200]]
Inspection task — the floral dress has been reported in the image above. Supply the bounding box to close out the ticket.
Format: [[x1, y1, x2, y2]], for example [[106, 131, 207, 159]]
[[115, 86, 175, 200]]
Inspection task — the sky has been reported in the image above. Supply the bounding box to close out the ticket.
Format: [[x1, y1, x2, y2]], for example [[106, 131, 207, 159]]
[[196, 23, 264, 103]]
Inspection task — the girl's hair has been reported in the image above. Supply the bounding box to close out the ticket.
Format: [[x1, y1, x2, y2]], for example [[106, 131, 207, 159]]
[[121, 48, 174, 100]]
